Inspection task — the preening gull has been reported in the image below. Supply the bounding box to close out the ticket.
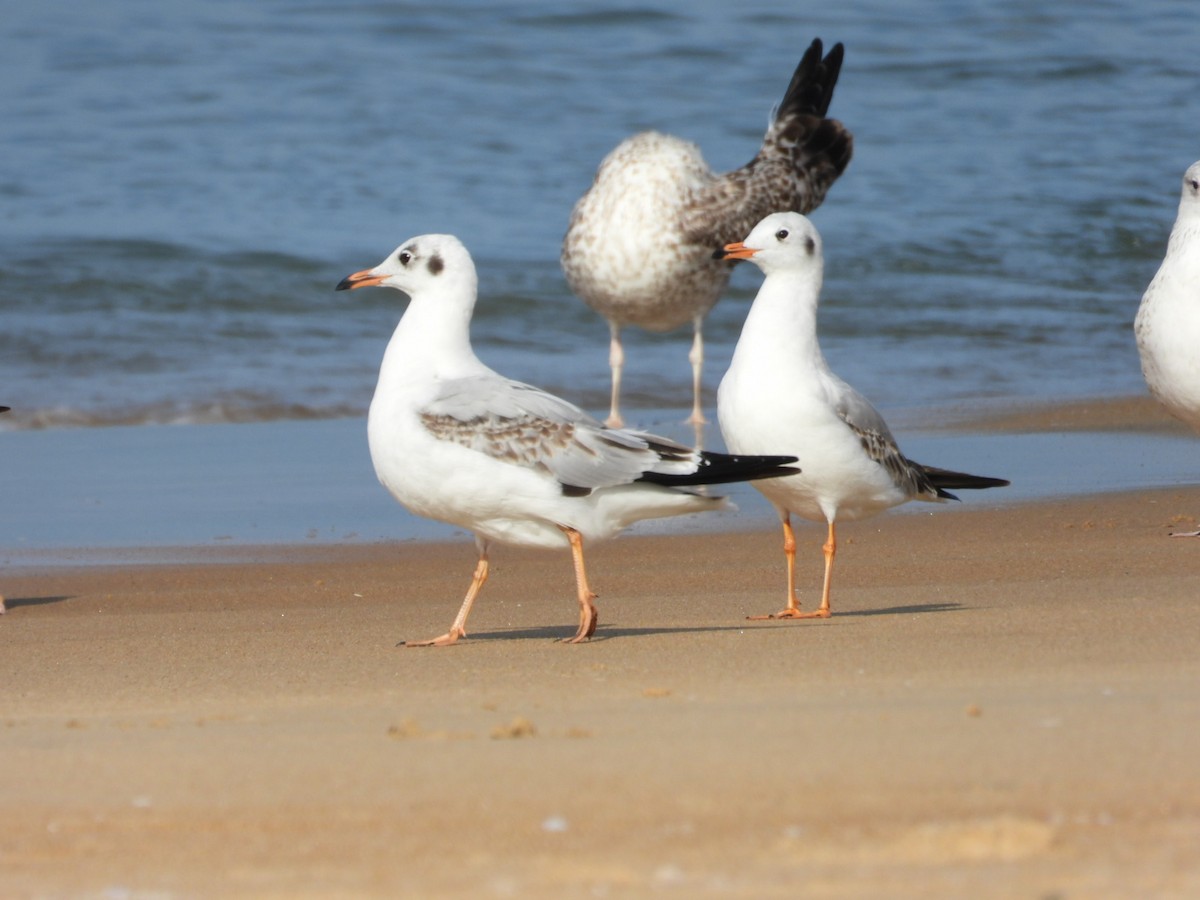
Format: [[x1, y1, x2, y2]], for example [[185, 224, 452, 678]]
[[562, 38, 853, 428], [337, 234, 798, 645], [715, 213, 1009, 619], [1135, 160, 1200, 536]]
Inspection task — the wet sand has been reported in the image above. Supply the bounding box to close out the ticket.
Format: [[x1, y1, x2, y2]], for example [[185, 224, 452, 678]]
[[3, 474, 1199, 897]]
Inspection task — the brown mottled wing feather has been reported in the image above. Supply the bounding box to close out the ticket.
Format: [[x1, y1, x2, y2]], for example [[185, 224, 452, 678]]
[[679, 39, 853, 249], [420, 409, 580, 478], [420, 375, 709, 492], [840, 415, 946, 500], [834, 389, 1010, 500], [828, 379, 945, 500]]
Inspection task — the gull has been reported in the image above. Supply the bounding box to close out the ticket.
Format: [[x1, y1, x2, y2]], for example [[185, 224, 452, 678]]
[[715, 212, 1009, 619], [1135, 161, 1200, 537], [561, 38, 853, 428], [337, 234, 798, 646]]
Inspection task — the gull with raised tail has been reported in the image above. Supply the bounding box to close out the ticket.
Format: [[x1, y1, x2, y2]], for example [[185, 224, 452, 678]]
[[716, 212, 1009, 619], [562, 38, 853, 428], [337, 234, 798, 646], [1135, 161, 1200, 537]]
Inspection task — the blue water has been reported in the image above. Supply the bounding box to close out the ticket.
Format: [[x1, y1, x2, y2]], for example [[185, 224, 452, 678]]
[[1, 416, 1197, 560], [3, 0, 1195, 429], [1, 1, 1198, 551]]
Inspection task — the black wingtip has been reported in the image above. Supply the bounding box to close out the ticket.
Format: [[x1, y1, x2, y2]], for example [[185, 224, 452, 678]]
[[638, 452, 799, 488]]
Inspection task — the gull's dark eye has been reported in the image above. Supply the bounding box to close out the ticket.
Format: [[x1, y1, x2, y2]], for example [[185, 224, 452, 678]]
[[775, 229, 789, 241], [397, 250, 412, 266], [1190, 178, 1200, 192]]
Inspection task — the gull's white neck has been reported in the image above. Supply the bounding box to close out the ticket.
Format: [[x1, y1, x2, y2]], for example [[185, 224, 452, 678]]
[[376, 275, 488, 392], [730, 265, 828, 375], [1168, 202, 1200, 255]]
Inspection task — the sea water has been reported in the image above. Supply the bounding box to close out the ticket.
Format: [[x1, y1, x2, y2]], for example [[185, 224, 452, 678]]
[[1, 0, 1196, 550]]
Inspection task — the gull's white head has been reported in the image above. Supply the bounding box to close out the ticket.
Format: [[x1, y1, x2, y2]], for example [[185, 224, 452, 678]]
[[1177, 161, 1200, 220], [712, 211, 822, 274], [337, 233, 476, 298]]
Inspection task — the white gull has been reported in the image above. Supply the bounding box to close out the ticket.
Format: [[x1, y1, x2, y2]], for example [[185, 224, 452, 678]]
[[561, 38, 853, 428], [337, 234, 797, 645], [1135, 160, 1200, 536], [715, 213, 1009, 619]]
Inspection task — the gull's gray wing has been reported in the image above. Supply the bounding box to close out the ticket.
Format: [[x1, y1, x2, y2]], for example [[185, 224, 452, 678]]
[[832, 382, 942, 500], [420, 375, 702, 494]]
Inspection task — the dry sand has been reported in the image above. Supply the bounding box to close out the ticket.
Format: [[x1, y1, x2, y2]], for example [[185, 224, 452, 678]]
[[3, 471, 1199, 898]]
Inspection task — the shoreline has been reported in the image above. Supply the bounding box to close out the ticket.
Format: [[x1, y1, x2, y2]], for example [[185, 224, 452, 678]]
[[924, 392, 1192, 435], [1, 392, 1197, 563], [3, 476, 1196, 574]]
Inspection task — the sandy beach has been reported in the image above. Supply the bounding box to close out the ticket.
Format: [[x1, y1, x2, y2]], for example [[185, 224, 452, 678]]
[[3, 411, 1199, 898]]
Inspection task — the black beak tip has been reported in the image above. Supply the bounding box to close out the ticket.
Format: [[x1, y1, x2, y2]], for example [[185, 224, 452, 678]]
[[335, 276, 354, 292], [711, 248, 727, 261]]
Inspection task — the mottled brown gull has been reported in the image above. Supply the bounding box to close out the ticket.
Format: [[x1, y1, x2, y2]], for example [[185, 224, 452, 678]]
[[337, 234, 797, 645], [562, 38, 853, 428]]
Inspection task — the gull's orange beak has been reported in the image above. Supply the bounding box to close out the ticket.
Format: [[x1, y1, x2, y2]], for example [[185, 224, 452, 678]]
[[336, 269, 387, 291], [712, 241, 758, 261]]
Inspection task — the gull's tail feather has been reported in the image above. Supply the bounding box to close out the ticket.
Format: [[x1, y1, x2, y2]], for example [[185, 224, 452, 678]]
[[920, 465, 1011, 501]]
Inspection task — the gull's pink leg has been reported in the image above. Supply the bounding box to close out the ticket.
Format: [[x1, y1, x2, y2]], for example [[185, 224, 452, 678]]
[[558, 526, 599, 643], [403, 541, 489, 647], [605, 323, 625, 428]]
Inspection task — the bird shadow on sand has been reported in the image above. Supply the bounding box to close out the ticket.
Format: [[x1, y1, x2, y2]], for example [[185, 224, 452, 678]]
[[398, 601, 966, 645], [833, 601, 965, 617], [412, 602, 964, 643], [1, 595, 75, 611], [415, 621, 760, 645]]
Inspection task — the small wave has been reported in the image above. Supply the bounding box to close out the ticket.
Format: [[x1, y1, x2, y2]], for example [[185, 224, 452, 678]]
[[0, 398, 366, 432]]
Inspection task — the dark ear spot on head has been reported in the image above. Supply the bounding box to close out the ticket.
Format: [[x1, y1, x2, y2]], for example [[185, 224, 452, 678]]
[[427, 253, 444, 275], [805, 236, 816, 255]]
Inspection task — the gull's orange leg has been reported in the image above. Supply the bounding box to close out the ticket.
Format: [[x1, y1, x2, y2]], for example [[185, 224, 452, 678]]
[[402, 542, 489, 647], [811, 520, 835, 618], [558, 526, 599, 643], [749, 516, 832, 620], [749, 513, 799, 619]]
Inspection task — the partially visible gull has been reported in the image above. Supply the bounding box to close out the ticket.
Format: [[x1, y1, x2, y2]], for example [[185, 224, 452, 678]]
[[562, 38, 853, 428], [715, 213, 1009, 619], [338, 234, 797, 645], [1135, 160, 1200, 536]]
